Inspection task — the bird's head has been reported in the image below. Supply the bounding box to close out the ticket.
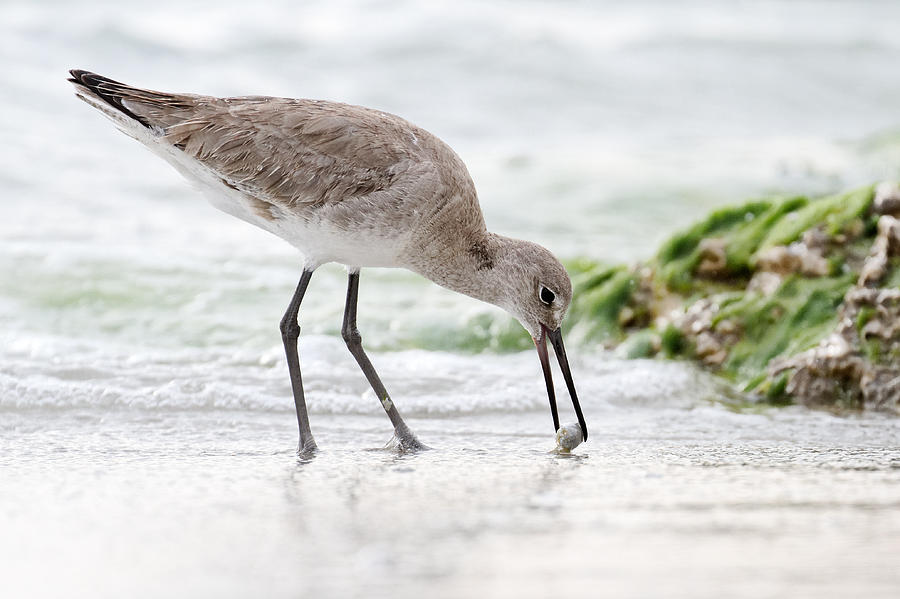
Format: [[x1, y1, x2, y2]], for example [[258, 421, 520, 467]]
[[491, 240, 571, 335], [491, 239, 587, 442]]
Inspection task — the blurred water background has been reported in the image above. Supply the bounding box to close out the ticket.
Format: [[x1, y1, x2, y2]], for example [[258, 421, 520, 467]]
[[1, 1, 899, 597]]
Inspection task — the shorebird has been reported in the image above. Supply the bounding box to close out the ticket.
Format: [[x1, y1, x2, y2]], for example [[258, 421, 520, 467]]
[[68, 69, 587, 452]]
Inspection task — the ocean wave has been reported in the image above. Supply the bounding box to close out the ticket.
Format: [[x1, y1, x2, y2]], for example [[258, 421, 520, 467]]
[[0, 333, 728, 415]]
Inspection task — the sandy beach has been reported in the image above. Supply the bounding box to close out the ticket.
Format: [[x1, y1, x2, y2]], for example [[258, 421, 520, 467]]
[[4, 399, 899, 598]]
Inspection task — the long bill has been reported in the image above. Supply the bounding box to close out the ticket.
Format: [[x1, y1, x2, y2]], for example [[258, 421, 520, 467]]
[[534, 325, 588, 442]]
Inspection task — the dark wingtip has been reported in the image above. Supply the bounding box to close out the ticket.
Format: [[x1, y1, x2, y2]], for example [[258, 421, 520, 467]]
[[68, 69, 94, 84], [68, 69, 119, 89], [66, 69, 151, 127]]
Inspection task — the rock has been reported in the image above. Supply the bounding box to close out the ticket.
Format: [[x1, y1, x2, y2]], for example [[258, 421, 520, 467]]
[[567, 183, 899, 413], [770, 288, 900, 412], [695, 332, 727, 365], [801, 227, 829, 251], [670, 298, 739, 367], [754, 242, 829, 277], [874, 181, 900, 216], [696, 238, 728, 276], [858, 215, 900, 287], [747, 271, 784, 296]]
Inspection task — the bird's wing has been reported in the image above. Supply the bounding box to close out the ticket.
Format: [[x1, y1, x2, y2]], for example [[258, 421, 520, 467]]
[[69, 70, 419, 208], [163, 98, 420, 208]]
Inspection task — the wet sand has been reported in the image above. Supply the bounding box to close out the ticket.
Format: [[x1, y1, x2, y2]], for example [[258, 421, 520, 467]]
[[3, 406, 898, 598]]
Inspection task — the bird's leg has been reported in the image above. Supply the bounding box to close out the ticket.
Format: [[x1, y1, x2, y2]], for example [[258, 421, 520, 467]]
[[280, 269, 317, 454], [341, 270, 427, 451]]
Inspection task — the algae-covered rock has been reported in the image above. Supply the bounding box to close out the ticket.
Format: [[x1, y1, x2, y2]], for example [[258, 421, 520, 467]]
[[770, 287, 900, 411], [570, 183, 900, 413]]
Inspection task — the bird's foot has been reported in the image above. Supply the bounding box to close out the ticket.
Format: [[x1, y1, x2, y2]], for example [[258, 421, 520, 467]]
[[384, 426, 430, 453], [297, 436, 318, 458]]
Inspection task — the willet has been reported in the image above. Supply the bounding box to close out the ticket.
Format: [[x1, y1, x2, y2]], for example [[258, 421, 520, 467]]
[[68, 69, 587, 452]]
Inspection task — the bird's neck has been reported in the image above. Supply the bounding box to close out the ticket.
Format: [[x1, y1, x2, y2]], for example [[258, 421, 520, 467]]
[[405, 229, 516, 309]]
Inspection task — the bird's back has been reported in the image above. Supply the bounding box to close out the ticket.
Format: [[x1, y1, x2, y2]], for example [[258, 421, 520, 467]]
[[69, 70, 486, 268]]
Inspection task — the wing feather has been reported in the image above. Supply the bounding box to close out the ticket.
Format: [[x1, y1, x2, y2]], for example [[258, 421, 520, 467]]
[[155, 98, 418, 207]]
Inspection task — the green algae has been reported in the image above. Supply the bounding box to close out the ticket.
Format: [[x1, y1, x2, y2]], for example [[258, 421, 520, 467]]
[[565, 183, 897, 411], [717, 275, 851, 382], [446, 313, 532, 353], [762, 372, 791, 404], [617, 329, 658, 359], [729, 196, 808, 270], [856, 306, 876, 332], [656, 201, 771, 292], [660, 324, 688, 358], [757, 185, 874, 250], [652, 186, 875, 294], [885, 259, 900, 288], [567, 265, 636, 341]]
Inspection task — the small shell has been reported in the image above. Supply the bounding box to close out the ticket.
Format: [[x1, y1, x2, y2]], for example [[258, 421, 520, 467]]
[[555, 422, 584, 452]]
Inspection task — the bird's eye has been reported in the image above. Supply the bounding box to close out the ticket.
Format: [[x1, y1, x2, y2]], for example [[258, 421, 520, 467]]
[[539, 286, 555, 305]]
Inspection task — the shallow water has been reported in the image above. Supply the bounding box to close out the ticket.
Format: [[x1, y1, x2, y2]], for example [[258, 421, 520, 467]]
[[3, 0, 900, 597]]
